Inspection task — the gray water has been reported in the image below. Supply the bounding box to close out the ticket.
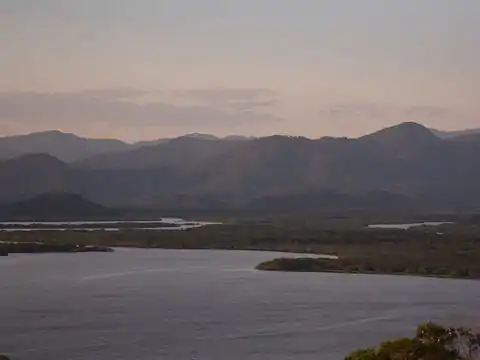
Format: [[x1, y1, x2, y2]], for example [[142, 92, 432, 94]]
[[1, 249, 479, 360]]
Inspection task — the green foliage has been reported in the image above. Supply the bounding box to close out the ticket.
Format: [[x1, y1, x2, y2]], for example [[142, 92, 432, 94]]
[[416, 322, 454, 346], [0, 355, 10, 360], [344, 323, 480, 360], [345, 348, 378, 360]]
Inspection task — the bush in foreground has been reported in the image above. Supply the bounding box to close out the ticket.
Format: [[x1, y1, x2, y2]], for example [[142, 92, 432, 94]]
[[345, 323, 480, 360]]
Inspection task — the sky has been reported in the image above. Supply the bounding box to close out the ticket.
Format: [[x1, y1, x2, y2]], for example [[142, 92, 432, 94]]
[[1, 0, 480, 141]]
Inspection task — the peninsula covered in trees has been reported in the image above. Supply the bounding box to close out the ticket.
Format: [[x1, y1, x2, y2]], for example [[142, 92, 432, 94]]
[[255, 255, 480, 280]]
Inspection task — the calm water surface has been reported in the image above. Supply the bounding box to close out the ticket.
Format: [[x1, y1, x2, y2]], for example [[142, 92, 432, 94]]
[[1, 249, 479, 360]]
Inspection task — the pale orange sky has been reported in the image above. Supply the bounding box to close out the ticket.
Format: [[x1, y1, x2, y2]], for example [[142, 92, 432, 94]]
[[1, 0, 479, 141]]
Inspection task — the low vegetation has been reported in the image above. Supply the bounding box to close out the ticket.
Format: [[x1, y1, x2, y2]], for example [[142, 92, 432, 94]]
[[344, 323, 480, 360], [2, 217, 480, 280], [0, 242, 113, 254]]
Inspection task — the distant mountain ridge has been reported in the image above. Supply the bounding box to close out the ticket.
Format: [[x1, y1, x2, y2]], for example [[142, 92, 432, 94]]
[[0, 126, 474, 164], [2, 122, 480, 212], [75, 135, 249, 170], [0, 131, 253, 163], [0, 131, 131, 162], [430, 128, 480, 139]]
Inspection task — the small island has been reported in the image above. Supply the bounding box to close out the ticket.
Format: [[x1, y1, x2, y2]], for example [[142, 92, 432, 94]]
[[256, 256, 480, 280]]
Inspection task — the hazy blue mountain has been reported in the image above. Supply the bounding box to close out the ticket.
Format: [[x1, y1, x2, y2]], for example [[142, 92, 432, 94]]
[[430, 128, 480, 139], [2, 123, 480, 212], [75, 136, 245, 170], [0, 192, 113, 220], [0, 131, 131, 162], [0, 131, 253, 164]]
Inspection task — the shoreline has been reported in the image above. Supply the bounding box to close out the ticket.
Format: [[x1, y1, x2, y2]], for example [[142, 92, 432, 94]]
[[3, 244, 478, 281], [256, 267, 480, 281], [255, 257, 480, 281], [0, 242, 114, 255]]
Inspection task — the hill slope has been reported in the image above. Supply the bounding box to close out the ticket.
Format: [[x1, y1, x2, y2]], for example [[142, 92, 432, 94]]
[[75, 136, 244, 170], [0, 192, 113, 220]]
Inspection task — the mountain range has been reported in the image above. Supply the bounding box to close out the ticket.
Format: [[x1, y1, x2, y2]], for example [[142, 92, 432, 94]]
[[1, 122, 480, 214], [0, 131, 252, 163]]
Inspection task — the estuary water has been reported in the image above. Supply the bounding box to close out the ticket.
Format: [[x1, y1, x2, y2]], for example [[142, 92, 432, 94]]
[[1, 249, 478, 360]]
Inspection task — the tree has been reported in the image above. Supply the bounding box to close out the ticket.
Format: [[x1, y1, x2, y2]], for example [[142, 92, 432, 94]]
[[345, 348, 378, 360], [344, 323, 480, 360]]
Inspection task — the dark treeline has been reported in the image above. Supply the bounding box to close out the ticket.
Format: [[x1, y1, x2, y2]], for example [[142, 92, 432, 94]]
[[256, 255, 480, 279], [0, 242, 113, 254]]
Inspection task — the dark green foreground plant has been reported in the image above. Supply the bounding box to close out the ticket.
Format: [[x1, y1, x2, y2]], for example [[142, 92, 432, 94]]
[[345, 323, 480, 360]]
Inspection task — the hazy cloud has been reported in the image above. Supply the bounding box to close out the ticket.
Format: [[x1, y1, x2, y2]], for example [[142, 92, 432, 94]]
[[0, 90, 282, 128], [320, 102, 385, 121], [174, 87, 277, 109], [230, 99, 277, 112], [73, 87, 150, 100], [404, 106, 452, 121], [319, 102, 460, 124]]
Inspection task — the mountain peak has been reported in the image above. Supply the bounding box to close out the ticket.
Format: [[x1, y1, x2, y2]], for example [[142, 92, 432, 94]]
[[391, 122, 432, 132], [38, 130, 68, 135], [362, 122, 438, 144], [182, 133, 219, 141]]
